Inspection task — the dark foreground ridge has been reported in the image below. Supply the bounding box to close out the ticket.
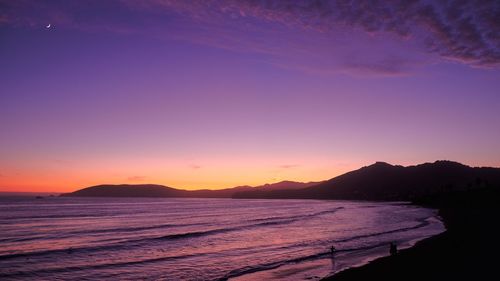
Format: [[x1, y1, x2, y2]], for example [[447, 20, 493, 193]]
[[234, 160, 500, 200]]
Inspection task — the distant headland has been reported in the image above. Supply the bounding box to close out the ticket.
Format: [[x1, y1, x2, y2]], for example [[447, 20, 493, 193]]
[[62, 160, 500, 201]]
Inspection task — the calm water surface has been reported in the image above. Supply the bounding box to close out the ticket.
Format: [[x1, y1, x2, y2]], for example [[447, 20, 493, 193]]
[[0, 197, 444, 280]]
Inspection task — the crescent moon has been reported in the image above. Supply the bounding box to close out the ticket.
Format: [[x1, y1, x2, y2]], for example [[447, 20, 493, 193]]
[[46, 24, 51, 28]]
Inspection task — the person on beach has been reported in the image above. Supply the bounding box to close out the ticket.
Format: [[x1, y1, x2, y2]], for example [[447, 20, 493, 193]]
[[330, 245, 336, 255], [390, 242, 398, 256]]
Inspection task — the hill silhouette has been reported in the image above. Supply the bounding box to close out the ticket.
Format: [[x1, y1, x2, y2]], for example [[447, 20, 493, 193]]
[[233, 161, 500, 200], [61, 181, 321, 198], [61, 184, 190, 197], [254, 180, 320, 191], [62, 161, 500, 200]]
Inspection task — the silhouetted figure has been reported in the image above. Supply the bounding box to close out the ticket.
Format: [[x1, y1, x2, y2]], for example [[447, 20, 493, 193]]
[[390, 242, 398, 256], [330, 245, 336, 255], [330, 251, 337, 272]]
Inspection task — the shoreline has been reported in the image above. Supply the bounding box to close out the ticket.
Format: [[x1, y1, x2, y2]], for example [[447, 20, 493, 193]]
[[228, 203, 444, 281], [322, 186, 500, 280]]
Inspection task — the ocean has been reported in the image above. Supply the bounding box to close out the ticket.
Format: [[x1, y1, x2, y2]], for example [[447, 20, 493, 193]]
[[0, 197, 444, 280]]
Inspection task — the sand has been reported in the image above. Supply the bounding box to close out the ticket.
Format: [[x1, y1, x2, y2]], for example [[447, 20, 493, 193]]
[[322, 187, 500, 281]]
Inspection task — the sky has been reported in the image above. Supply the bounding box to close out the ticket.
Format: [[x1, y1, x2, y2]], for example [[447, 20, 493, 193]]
[[1, 0, 499, 192]]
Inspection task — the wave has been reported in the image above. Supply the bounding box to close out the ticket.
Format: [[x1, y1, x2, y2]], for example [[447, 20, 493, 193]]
[[0, 222, 211, 244], [0, 209, 429, 265], [217, 218, 435, 281], [217, 242, 394, 281], [0, 213, 125, 221], [152, 207, 345, 241], [0, 216, 440, 280], [1, 208, 344, 245], [0, 240, 389, 279], [0, 207, 344, 261], [3, 206, 423, 262], [1, 208, 239, 241], [332, 219, 431, 244], [0, 214, 433, 279], [0, 249, 215, 279], [245, 207, 344, 224]]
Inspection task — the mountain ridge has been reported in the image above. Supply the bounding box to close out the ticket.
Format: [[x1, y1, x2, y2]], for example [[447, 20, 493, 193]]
[[61, 161, 500, 201], [61, 180, 323, 198], [233, 160, 500, 200]]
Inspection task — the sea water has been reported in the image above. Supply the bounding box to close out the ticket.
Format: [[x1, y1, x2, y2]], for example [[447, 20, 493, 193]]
[[0, 197, 445, 280]]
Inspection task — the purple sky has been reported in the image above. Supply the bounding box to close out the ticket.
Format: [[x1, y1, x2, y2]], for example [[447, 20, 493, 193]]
[[1, 0, 499, 192]]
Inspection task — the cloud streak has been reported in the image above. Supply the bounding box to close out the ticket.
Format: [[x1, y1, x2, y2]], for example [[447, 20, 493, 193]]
[[2, 0, 499, 70], [127, 176, 147, 182], [254, 0, 499, 67], [279, 164, 299, 169], [139, 0, 500, 68], [189, 164, 202, 170]]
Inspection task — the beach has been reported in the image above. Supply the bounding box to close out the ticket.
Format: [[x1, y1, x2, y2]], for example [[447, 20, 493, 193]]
[[0, 198, 443, 280], [323, 187, 500, 280]]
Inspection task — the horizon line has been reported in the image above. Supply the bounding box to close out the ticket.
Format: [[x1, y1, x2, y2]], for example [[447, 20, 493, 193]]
[[2, 159, 498, 193]]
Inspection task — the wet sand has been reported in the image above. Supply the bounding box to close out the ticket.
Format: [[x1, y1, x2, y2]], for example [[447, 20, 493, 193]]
[[323, 187, 500, 281]]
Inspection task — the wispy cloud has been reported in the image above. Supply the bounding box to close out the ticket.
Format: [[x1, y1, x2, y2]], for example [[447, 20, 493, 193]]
[[2, 0, 498, 72], [279, 164, 299, 169], [136, 0, 500, 68], [52, 159, 71, 165], [127, 175, 147, 182], [189, 164, 202, 170], [240, 0, 499, 68]]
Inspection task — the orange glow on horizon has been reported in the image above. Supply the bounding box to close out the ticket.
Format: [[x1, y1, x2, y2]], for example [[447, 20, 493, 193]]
[[3, 157, 498, 193], [0, 156, 360, 193]]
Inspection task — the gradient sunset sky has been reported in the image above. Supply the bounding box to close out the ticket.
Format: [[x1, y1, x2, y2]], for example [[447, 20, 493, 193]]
[[1, 0, 499, 192]]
